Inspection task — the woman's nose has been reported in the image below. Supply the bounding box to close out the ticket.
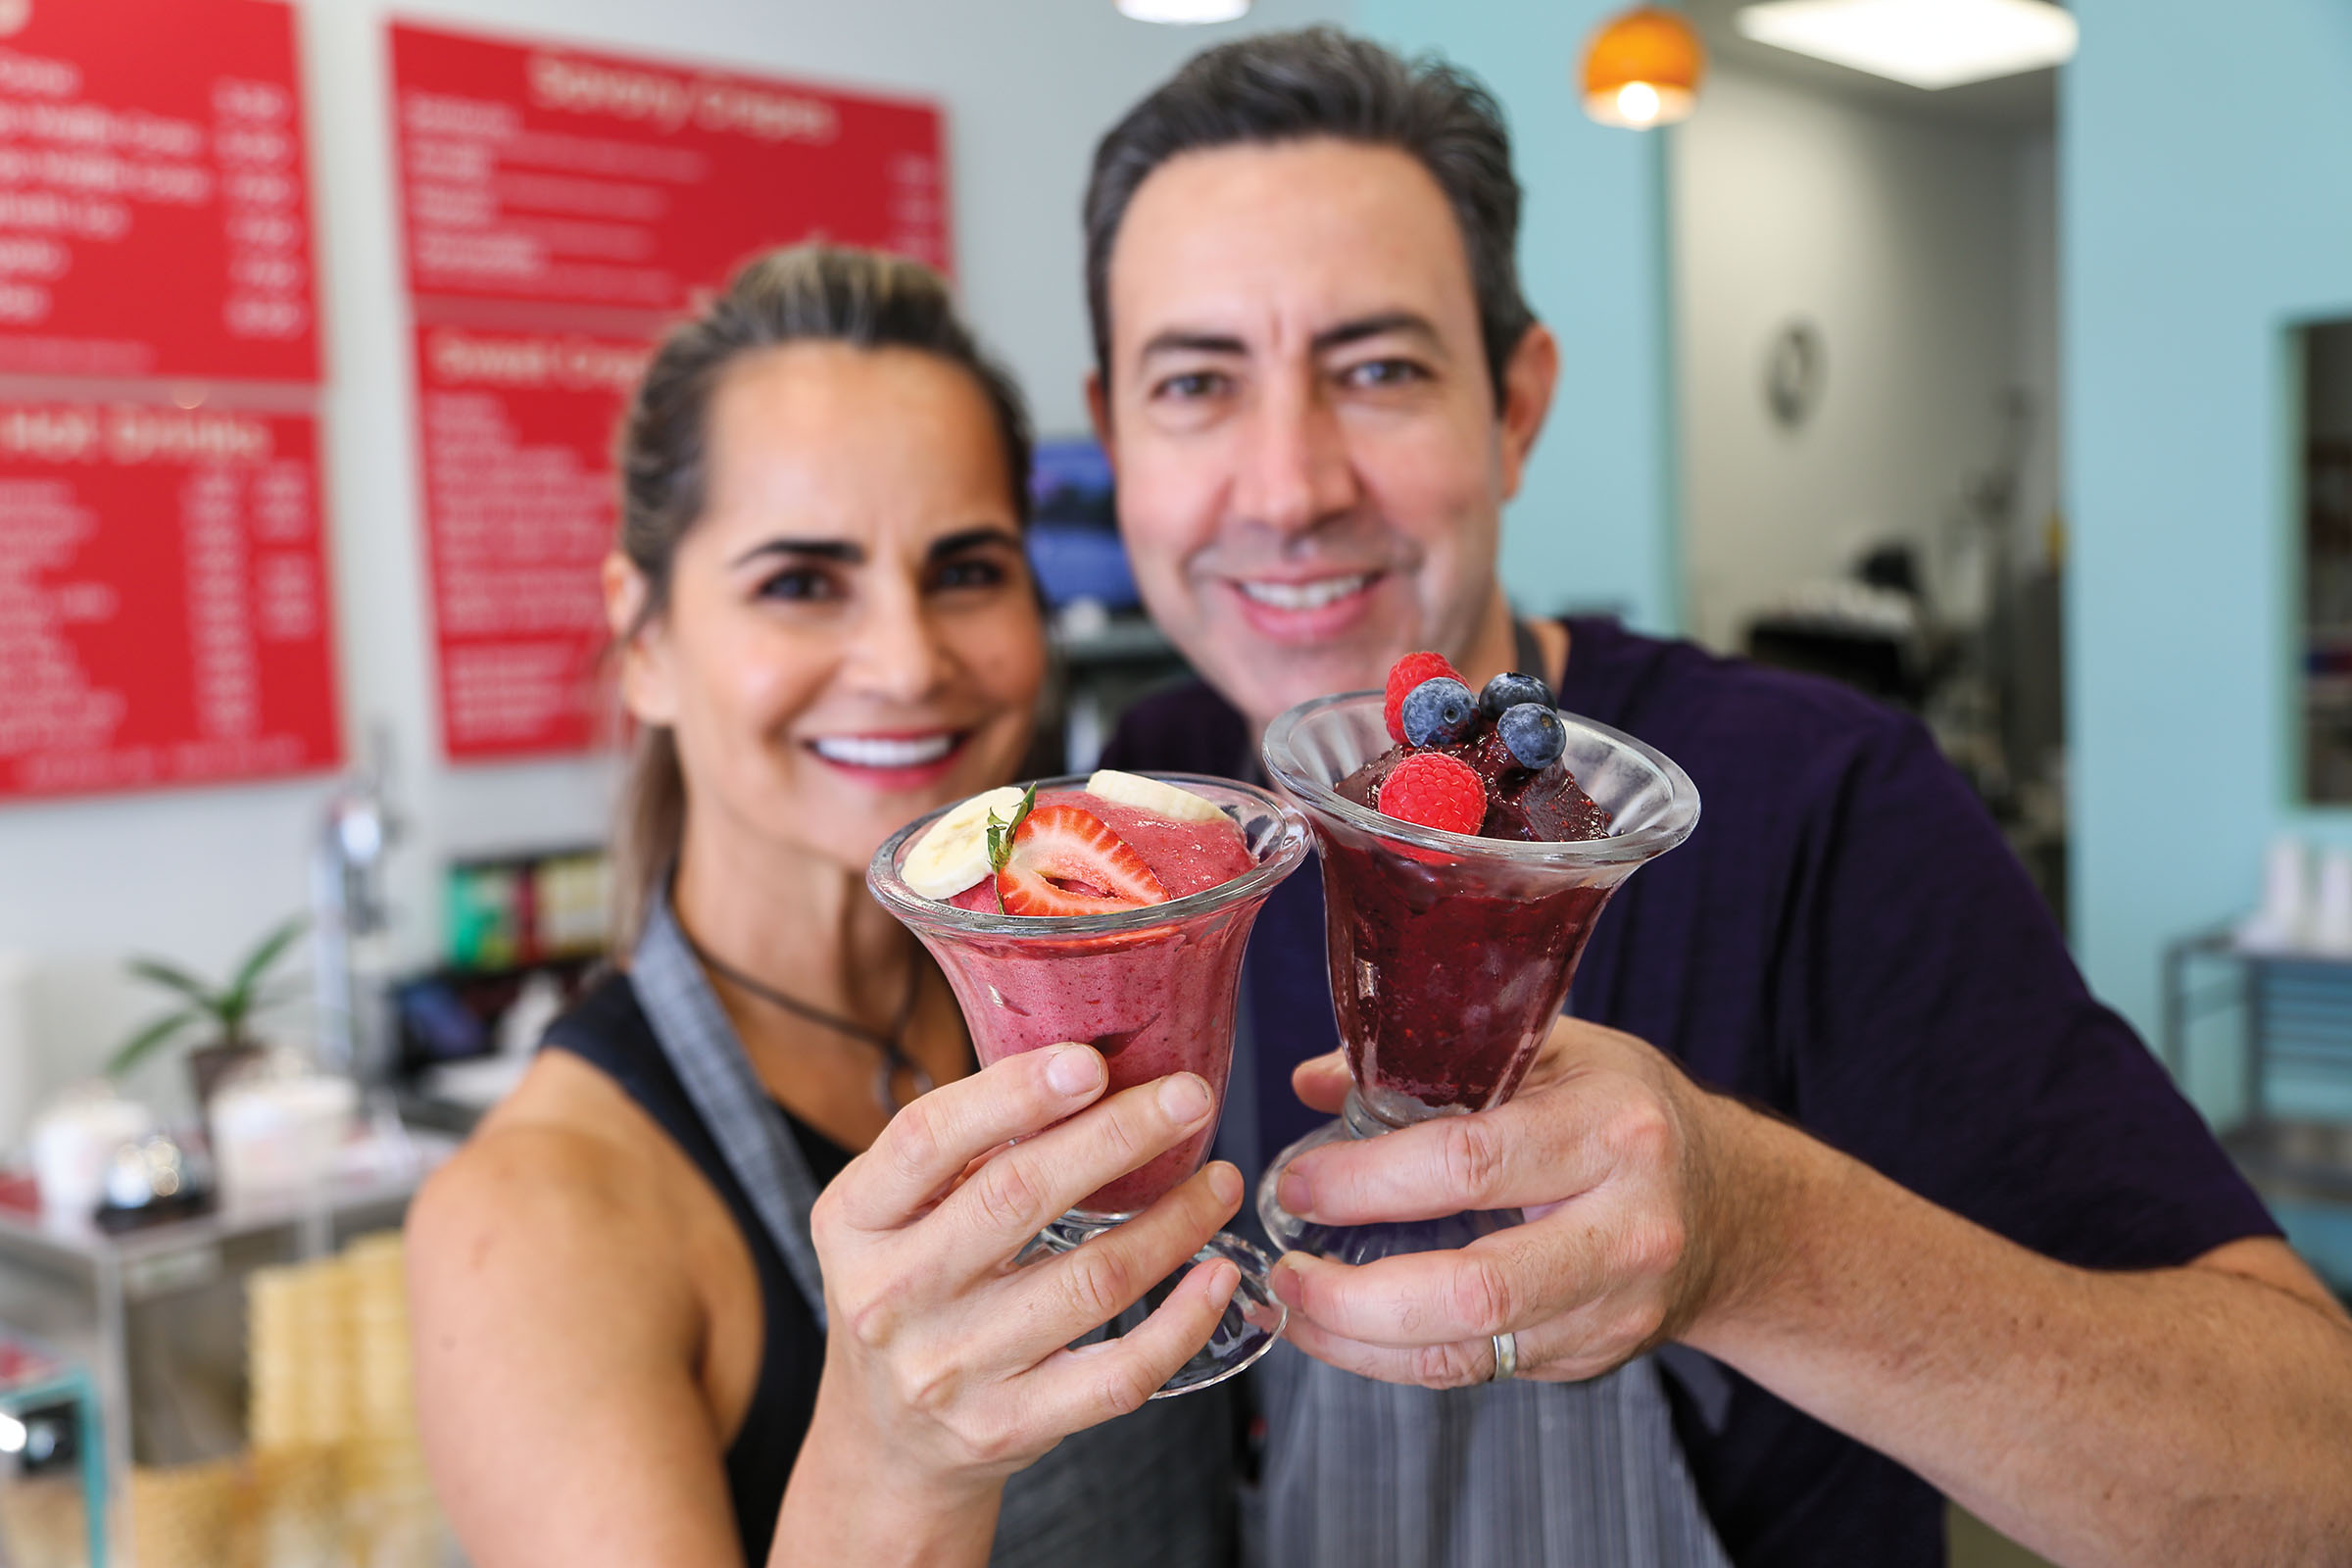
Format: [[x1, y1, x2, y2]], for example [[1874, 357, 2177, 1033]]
[[846, 579, 950, 703], [1232, 370, 1358, 537]]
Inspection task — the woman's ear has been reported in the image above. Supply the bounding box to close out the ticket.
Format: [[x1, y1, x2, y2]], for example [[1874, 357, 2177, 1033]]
[[604, 552, 679, 725]]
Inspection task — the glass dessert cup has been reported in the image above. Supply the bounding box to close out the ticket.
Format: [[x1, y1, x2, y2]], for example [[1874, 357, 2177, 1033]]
[[1256, 692, 1700, 1266], [867, 774, 1310, 1397]]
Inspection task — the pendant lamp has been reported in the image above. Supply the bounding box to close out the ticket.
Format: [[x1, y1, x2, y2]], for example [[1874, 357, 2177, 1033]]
[[1583, 5, 1706, 128]]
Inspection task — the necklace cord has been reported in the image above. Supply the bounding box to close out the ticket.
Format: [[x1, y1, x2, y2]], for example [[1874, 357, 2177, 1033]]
[[678, 927, 933, 1111]]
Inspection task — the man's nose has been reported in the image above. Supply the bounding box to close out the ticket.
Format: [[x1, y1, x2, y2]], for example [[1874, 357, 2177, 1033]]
[[1232, 372, 1358, 537]]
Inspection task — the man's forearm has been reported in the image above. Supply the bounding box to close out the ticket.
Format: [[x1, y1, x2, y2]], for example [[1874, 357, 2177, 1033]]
[[1683, 1105, 2352, 1568]]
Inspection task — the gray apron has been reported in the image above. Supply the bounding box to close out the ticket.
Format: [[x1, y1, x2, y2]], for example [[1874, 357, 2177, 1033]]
[[1255, 1346, 1734, 1566], [630, 894, 1233, 1567]]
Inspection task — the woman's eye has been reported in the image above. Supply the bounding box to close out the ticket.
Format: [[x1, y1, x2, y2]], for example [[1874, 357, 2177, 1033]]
[[932, 557, 1009, 592], [759, 567, 839, 602], [1152, 369, 1230, 402], [1341, 358, 1426, 390]]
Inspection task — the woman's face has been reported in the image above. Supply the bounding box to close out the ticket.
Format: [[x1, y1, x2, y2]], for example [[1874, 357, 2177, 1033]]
[[610, 342, 1046, 877]]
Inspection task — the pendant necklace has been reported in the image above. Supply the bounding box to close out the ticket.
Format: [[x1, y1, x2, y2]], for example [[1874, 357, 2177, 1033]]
[[681, 930, 935, 1113]]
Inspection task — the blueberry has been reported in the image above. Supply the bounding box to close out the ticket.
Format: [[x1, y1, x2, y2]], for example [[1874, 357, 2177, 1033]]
[[1497, 703, 1566, 770], [1480, 670, 1550, 717], [1400, 676, 1479, 748]]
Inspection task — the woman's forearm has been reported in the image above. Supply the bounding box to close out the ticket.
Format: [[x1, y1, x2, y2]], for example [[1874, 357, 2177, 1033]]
[[1686, 1109, 2352, 1568], [768, 1389, 1004, 1568]]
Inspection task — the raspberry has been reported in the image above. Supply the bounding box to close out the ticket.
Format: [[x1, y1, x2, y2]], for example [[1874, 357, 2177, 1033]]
[[1384, 651, 1461, 743], [1377, 752, 1487, 835]]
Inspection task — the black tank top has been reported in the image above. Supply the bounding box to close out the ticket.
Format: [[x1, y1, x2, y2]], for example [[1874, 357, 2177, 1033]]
[[542, 970, 842, 1564]]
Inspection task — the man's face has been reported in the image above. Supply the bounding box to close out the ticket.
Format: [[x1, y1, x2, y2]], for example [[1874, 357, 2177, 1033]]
[[1094, 137, 1548, 732]]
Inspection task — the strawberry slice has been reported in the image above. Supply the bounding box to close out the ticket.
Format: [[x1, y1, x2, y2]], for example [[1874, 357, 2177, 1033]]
[[995, 804, 1171, 915]]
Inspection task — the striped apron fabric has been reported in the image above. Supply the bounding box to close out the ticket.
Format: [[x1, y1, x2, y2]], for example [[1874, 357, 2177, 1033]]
[[1257, 1343, 1733, 1567], [632, 892, 1234, 1567]]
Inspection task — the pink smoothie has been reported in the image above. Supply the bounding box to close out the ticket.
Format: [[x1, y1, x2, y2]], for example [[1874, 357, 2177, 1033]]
[[932, 789, 1257, 1215]]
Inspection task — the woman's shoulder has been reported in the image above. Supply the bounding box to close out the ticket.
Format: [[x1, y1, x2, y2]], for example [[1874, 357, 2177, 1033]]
[[409, 1020, 716, 1316]]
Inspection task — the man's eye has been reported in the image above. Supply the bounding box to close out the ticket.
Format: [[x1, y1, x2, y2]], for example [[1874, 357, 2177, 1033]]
[[1152, 370, 1230, 401], [759, 567, 839, 602], [1341, 359, 1426, 390], [932, 557, 1008, 591]]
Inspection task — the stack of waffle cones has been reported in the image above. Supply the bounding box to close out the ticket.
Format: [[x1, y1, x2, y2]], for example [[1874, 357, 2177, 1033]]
[[125, 1232, 451, 1568]]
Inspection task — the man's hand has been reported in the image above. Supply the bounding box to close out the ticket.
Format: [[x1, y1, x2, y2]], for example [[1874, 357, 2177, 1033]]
[[1268, 1016, 1757, 1386]]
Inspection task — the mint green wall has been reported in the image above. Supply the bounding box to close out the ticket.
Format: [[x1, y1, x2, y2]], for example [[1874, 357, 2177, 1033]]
[[2067, 0, 2352, 1086], [1357, 0, 1680, 633]]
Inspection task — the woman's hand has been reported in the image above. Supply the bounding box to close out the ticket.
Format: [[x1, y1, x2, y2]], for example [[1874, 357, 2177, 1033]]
[[777, 1043, 1243, 1563]]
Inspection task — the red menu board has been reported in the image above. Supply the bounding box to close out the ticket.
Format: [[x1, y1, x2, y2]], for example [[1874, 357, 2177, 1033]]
[[413, 323, 648, 758], [0, 399, 339, 799], [389, 22, 950, 315], [391, 22, 950, 759], [0, 0, 318, 382]]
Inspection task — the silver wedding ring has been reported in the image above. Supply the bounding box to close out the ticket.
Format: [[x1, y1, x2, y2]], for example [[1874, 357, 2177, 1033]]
[[1489, 1331, 1518, 1382]]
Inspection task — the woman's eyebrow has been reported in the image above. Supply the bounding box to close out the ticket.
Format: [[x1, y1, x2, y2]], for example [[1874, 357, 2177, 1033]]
[[728, 537, 863, 569], [928, 525, 1024, 559]]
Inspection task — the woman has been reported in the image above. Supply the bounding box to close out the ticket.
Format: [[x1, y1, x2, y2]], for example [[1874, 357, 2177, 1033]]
[[408, 247, 1247, 1567]]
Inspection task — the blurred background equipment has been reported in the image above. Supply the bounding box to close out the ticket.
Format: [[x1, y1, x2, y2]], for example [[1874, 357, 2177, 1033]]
[[1022, 439, 1199, 774], [0, 1331, 105, 1568], [312, 740, 402, 1089], [2298, 318, 2352, 804]]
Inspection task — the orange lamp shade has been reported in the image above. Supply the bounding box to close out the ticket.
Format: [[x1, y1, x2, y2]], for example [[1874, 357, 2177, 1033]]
[[1582, 5, 1705, 129]]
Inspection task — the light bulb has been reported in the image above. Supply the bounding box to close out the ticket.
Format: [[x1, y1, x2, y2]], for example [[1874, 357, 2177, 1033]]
[[1616, 81, 1662, 124]]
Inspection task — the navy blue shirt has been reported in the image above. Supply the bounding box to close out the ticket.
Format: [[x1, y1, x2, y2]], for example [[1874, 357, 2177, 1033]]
[[1100, 615, 2278, 1568]]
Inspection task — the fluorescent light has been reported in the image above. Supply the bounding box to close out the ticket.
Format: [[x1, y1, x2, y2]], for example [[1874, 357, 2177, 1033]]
[[1115, 0, 1251, 22], [1736, 0, 2077, 90]]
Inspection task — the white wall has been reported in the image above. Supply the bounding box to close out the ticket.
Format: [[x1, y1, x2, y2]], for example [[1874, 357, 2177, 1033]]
[[1672, 66, 2038, 650], [0, 0, 1347, 1134]]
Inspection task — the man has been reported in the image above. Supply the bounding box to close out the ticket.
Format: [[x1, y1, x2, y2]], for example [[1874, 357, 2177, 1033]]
[[1086, 27, 2352, 1568]]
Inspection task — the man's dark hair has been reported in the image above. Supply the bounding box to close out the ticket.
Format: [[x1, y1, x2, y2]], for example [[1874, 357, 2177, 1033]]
[[1084, 26, 1536, 408]]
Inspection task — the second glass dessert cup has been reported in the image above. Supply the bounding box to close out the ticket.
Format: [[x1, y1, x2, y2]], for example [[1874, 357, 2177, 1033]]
[[867, 774, 1310, 1397], [1257, 692, 1700, 1266]]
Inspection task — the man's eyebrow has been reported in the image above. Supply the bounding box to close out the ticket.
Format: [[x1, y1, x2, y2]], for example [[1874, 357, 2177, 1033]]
[[1134, 313, 1446, 368], [928, 525, 1023, 559], [1311, 312, 1444, 355], [1138, 328, 1249, 362], [727, 537, 863, 569]]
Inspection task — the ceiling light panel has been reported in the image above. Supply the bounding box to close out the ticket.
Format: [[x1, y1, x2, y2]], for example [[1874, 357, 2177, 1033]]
[[1735, 0, 2078, 90]]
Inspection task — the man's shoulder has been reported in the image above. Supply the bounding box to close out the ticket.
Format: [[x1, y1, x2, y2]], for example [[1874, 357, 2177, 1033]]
[[1562, 616, 1923, 794], [1099, 677, 1251, 775]]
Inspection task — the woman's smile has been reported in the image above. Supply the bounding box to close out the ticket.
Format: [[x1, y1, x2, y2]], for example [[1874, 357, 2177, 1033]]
[[802, 728, 972, 791]]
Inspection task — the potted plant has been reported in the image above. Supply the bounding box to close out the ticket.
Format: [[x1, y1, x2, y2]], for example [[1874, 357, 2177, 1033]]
[[108, 916, 307, 1112]]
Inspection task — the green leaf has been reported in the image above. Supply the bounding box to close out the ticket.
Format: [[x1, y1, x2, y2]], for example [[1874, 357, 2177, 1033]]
[[986, 784, 1037, 916], [125, 956, 218, 1006], [985, 784, 1036, 874], [106, 1008, 201, 1079], [224, 916, 306, 1007]]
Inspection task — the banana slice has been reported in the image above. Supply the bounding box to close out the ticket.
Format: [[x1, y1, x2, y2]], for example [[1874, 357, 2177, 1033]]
[[1085, 769, 1227, 825], [903, 786, 1029, 899]]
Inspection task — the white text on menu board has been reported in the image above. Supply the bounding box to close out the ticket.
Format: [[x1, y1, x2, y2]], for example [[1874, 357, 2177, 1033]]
[[0, 44, 305, 349]]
